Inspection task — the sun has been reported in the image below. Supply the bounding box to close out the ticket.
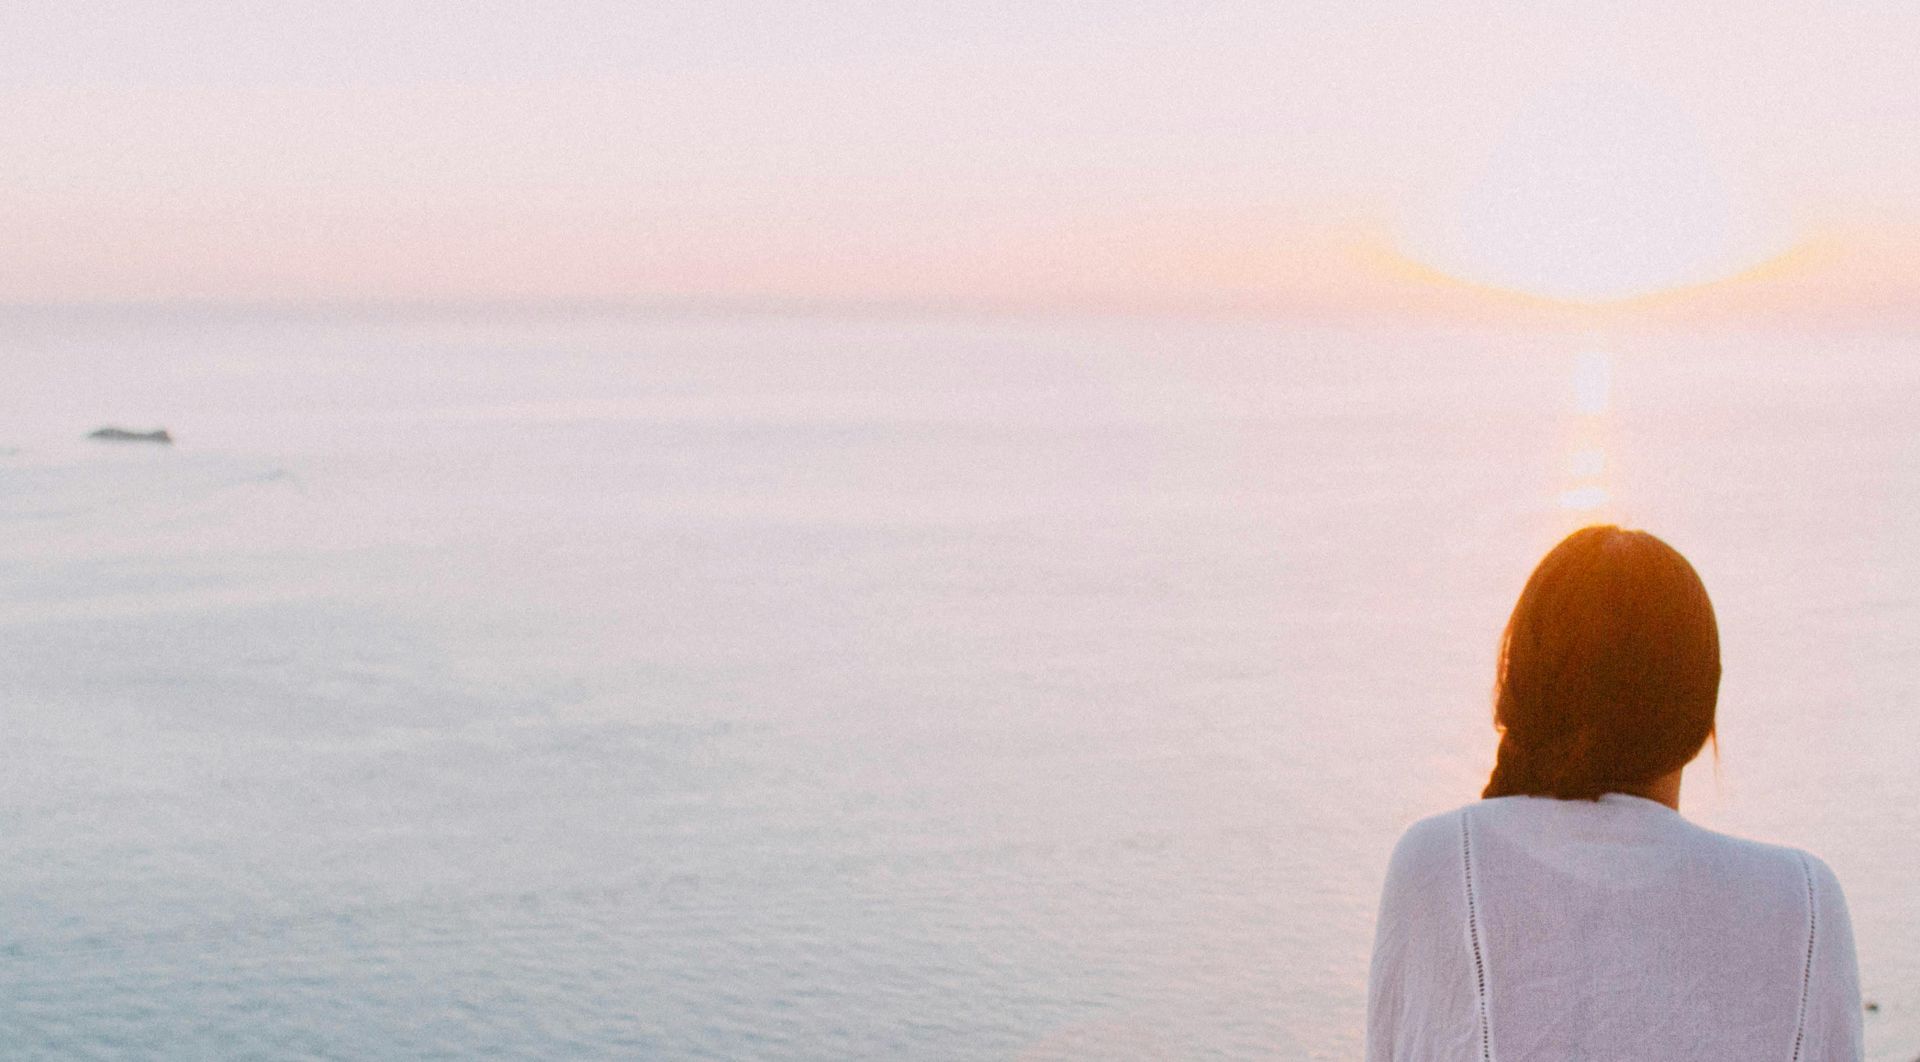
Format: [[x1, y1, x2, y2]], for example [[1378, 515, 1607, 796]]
[[1397, 78, 1791, 304]]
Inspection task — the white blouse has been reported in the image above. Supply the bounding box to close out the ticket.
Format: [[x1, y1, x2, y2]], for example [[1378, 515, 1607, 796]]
[[1366, 794, 1863, 1062]]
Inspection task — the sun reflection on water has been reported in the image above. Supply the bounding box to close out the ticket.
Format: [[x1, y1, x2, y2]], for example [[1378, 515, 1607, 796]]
[[1572, 350, 1612, 415], [1559, 349, 1614, 516], [1558, 484, 1611, 511]]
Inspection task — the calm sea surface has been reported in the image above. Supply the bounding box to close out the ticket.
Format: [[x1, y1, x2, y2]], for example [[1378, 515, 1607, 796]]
[[2, 311, 1916, 1059]]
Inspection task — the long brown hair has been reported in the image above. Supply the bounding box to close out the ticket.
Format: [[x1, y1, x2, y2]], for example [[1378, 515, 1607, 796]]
[[1483, 525, 1720, 800]]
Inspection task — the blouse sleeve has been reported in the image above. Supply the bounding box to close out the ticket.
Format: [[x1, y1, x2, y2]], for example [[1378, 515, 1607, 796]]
[[1365, 833, 1414, 1062], [1797, 854, 1864, 1062], [1367, 812, 1479, 1062]]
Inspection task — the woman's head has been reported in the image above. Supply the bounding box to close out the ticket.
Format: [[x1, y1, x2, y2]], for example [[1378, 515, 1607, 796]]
[[1483, 525, 1720, 801]]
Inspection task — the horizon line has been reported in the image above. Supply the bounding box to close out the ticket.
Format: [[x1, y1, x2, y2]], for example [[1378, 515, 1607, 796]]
[[3, 287, 1917, 332]]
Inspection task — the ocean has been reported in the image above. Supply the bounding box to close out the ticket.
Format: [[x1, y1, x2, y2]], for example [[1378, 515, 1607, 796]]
[[2, 309, 1915, 1059]]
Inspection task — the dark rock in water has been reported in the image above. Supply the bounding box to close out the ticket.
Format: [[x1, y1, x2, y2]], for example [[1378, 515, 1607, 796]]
[[88, 426, 173, 444]]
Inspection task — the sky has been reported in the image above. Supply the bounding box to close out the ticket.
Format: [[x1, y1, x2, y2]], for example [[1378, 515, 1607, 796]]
[[5, 1, 1919, 318]]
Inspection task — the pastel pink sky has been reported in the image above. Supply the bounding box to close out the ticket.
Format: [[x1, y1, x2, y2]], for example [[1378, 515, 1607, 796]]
[[6, 2, 1918, 319]]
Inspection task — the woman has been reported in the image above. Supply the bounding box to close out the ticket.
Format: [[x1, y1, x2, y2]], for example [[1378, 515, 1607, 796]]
[[1365, 526, 1863, 1061]]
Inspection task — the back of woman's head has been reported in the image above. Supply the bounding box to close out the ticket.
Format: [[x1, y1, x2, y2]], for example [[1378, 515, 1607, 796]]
[[1483, 525, 1721, 801]]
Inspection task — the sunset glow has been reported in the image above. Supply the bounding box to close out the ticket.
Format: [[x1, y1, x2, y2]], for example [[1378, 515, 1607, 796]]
[[1, 3, 1918, 320], [1396, 79, 1796, 305]]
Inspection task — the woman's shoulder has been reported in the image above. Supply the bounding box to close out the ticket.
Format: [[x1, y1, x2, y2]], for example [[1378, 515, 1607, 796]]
[[1393, 795, 1843, 899], [1642, 804, 1840, 889], [1380, 806, 1472, 886], [1373, 807, 1475, 931]]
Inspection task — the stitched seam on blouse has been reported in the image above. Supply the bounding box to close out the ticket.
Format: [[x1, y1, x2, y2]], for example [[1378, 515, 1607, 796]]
[[1460, 809, 1493, 1062], [1790, 853, 1817, 1062]]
